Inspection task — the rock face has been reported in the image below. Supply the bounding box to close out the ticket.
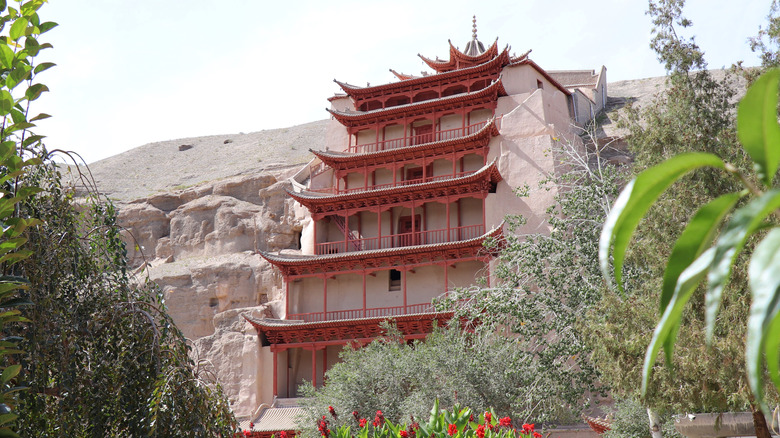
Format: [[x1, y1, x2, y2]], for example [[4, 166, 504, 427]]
[[113, 170, 303, 418], [119, 172, 299, 339]]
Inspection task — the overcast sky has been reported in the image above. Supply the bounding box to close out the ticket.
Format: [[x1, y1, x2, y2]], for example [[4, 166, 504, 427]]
[[32, 0, 772, 163]]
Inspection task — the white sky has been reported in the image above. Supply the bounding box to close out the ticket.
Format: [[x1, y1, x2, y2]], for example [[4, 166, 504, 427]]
[[32, 0, 771, 163]]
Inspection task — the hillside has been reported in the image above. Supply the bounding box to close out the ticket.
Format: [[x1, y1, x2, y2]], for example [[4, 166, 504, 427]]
[[80, 73, 702, 202]]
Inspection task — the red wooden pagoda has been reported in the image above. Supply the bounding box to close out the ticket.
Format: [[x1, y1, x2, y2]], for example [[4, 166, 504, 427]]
[[248, 17, 604, 406]]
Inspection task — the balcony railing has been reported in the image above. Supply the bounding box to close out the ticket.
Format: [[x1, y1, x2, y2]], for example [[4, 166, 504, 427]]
[[348, 120, 490, 154], [310, 171, 473, 195], [315, 224, 484, 255], [288, 302, 438, 323]]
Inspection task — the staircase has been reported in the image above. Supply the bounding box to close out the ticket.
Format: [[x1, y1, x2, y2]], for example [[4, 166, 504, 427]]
[[332, 216, 361, 251]]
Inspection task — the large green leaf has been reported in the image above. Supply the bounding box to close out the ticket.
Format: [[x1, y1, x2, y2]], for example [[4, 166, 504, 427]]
[[706, 189, 780, 343], [660, 192, 743, 314], [738, 68, 780, 187], [599, 152, 726, 292], [8, 17, 25, 41], [642, 248, 714, 396], [747, 228, 780, 406]]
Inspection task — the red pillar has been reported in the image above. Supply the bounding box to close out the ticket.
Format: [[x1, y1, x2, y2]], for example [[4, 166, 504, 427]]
[[322, 348, 328, 383], [311, 349, 317, 387], [285, 280, 290, 318], [446, 200, 451, 242], [273, 349, 278, 397], [482, 196, 487, 234], [323, 277, 328, 316], [403, 269, 408, 311], [444, 263, 449, 295], [362, 272, 367, 318], [377, 210, 382, 249]]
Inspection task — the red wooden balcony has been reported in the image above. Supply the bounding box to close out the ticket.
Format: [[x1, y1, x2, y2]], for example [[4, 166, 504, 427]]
[[288, 302, 437, 323], [348, 120, 490, 154], [315, 224, 484, 255], [310, 171, 474, 195]]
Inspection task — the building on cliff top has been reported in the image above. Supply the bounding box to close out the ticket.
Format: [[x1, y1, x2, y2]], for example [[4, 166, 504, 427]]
[[244, 18, 606, 434]]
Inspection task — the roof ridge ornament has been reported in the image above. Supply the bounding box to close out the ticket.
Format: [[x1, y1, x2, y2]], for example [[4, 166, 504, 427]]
[[463, 15, 486, 57]]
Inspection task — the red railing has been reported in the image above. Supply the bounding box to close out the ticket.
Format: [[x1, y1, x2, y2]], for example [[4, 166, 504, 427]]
[[288, 302, 438, 323], [348, 120, 490, 154], [310, 171, 474, 195], [315, 224, 484, 255]]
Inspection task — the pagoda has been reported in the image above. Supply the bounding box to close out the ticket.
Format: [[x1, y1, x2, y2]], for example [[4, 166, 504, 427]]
[[246, 18, 607, 416]]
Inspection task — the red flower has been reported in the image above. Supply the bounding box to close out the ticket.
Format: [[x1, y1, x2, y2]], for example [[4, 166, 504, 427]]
[[476, 424, 486, 438], [353, 411, 359, 420], [329, 406, 338, 418], [522, 423, 534, 433], [400, 431, 409, 438], [484, 412, 492, 424], [448, 424, 458, 436], [249, 422, 255, 429], [499, 417, 512, 428], [374, 410, 385, 428], [487, 424, 495, 431], [243, 431, 251, 437], [280, 432, 288, 438], [470, 414, 474, 422], [533, 432, 542, 438], [359, 419, 368, 428]]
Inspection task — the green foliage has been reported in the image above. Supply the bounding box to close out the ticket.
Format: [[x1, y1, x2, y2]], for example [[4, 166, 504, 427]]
[[601, 67, 780, 411], [603, 399, 682, 438], [0, 1, 238, 435], [301, 324, 553, 437], [585, 0, 772, 418], [441, 132, 624, 422]]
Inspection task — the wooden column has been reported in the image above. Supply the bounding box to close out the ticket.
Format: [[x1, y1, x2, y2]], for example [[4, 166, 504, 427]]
[[444, 264, 448, 295], [362, 272, 367, 318], [311, 349, 317, 387], [285, 280, 290, 318], [446, 200, 451, 242], [403, 269, 408, 311], [273, 350, 278, 397], [377, 210, 382, 249], [322, 349, 328, 383], [323, 277, 328, 315], [343, 211, 349, 251]]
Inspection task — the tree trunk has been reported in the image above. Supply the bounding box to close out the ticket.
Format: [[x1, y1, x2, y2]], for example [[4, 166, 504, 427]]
[[751, 406, 772, 438], [647, 408, 663, 438]]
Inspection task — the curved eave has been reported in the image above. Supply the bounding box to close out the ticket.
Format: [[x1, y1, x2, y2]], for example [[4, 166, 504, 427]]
[[245, 311, 453, 332], [390, 69, 417, 81], [419, 39, 500, 73], [245, 311, 457, 348], [327, 79, 507, 127], [335, 50, 510, 99], [258, 224, 503, 277], [310, 118, 500, 170], [289, 159, 502, 205]]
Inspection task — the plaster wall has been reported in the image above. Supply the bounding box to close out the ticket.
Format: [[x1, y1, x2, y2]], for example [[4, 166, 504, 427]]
[[463, 154, 483, 172], [469, 108, 492, 125], [327, 98, 352, 151], [385, 124, 404, 140], [440, 113, 462, 131], [374, 167, 393, 186]]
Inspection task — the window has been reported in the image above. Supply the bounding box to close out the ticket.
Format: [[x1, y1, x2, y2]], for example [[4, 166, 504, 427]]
[[536, 79, 543, 89], [389, 269, 401, 291]]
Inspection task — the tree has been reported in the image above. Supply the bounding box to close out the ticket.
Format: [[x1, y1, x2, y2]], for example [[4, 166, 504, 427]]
[[0, 1, 237, 435], [584, 4, 780, 438], [439, 129, 624, 423], [300, 323, 564, 437], [599, 1, 780, 435]]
